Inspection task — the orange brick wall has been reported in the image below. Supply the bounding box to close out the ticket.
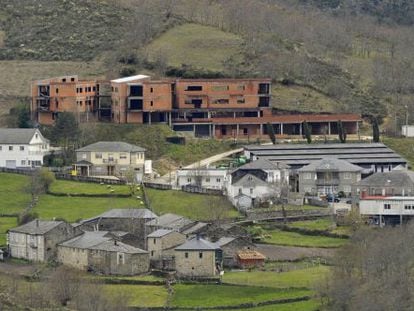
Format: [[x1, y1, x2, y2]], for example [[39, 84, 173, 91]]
[[143, 82, 172, 111]]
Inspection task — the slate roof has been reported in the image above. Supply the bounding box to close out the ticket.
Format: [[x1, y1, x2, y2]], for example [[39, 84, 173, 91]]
[[175, 237, 220, 251], [0, 128, 47, 144], [59, 231, 147, 254], [215, 237, 236, 247], [77, 141, 146, 153], [9, 220, 64, 235], [356, 170, 414, 188], [237, 158, 289, 170], [298, 157, 362, 172], [95, 209, 157, 219], [181, 222, 209, 235], [147, 229, 174, 238], [146, 213, 194, 231], [232, 173, 268, 187]]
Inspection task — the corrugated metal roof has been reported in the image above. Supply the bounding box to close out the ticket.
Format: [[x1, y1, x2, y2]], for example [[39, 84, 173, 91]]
[[77, 141, 145, 153], [9, 220, 64, 235]]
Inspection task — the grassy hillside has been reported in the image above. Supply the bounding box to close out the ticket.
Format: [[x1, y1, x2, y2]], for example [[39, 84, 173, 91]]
[[146, 23, 245, 71]]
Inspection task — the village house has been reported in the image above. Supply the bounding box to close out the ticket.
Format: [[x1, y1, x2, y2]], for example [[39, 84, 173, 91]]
[[226, 159, 290, 209], [57, 231, 149, 275], [298, 157, 362, 197], [8, 219, 76, 262], [0, 128, 50, 169], [79, 209, 157, 248], [146, 213, 208, 237], [175, 168, 228, 191], [147, 229, 186, 269], [74, 141, 147, 177], [174, 236, 223, 278]]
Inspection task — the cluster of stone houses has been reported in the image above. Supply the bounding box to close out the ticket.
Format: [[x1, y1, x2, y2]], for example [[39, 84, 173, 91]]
[[7, 209, 261, 277]]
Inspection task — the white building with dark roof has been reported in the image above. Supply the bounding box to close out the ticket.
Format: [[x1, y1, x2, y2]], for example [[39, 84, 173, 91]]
[[74, 141, 146, 177], [57, 231, 149, 275], [0, 128, 50, 168], [8, 219, 76, 262]]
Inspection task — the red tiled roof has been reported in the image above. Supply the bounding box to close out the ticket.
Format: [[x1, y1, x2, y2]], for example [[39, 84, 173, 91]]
[[237, 250, 266, 260]]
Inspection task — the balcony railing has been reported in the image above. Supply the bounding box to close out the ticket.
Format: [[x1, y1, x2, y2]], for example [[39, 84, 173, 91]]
[[102, 158, 118, 164], [316, 179, 340, 186]]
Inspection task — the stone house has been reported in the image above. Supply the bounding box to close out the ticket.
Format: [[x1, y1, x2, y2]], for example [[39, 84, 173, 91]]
[[74, 141, 146, 177], [57, 231, 149, 275], [146, 213, 208, 237], [215, 237, 256, 267], [147, 229, 186, 269], [80, 209, 157, 248], [8, 219, 76, 262], [298, 157, 362, 197], [174, 237, 222, 278]]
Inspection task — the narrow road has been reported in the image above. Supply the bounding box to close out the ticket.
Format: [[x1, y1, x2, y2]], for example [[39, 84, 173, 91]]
[[155, 148, 243, 184]]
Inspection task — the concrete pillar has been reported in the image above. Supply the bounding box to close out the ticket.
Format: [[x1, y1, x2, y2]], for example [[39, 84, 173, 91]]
[[193, 124, 196, 136], [168, 112, 172, 127], [148, 112, 151, 125], [260, 124, 263, 136], [299, 123, 302, 136], [209, 124, 212, 137], [212, 124, 216, 138], [236, 124, 240, 139], [280, 123, 284, 135], [257, 111, 260, 117], [233, 112, 236, 118], [207, 111, 211, 118], [87, 166, 90, 177], [328, 122, 331, 135]]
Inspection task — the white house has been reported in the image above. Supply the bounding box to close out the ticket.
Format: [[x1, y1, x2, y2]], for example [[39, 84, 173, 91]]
[[175, 168, 228, 190], [359, 196, 414, 226], [402, 125, 414, 137], [0, 128, 50, 168], [226, 159, 290, 209]]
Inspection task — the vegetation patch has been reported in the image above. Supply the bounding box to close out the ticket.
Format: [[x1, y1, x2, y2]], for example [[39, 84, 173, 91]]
[[0, 216, 17, 246], [222, 266, 329, 289], [49, 180, 131, 196], [104, 284, 168, 308], [146, 23, 244, 71], [0, 173, 31, 215], [383, 137, 414, 169], [262, 229, 347, 248], [171, 284, 311, 308], [146, 189, 239, 220], [225, 299, 320, 311]]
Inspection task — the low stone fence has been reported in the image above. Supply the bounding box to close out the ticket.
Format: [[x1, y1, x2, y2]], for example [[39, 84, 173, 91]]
[[144, 182, 172, 190], [54, 173, 126, 185], [182, 185, 223, 195], [246, 208, 332, 221]]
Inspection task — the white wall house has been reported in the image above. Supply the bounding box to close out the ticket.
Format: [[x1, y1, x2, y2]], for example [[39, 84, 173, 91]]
[[359, 196, 414, 226], [175, 168, 228, 190], [0, 128, 50, 168]]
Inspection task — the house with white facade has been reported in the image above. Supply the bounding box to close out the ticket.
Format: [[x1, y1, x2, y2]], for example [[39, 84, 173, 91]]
[[226, 159, 290, 209], [175, 168, 228, 190], [0, 128, 50, 168]]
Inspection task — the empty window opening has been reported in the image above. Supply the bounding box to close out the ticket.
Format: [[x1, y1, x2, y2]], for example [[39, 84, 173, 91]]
[[186, 85, 203, 91]]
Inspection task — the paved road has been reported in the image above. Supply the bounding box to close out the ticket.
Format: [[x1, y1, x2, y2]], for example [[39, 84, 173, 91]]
[[154, 148, 243, 184]]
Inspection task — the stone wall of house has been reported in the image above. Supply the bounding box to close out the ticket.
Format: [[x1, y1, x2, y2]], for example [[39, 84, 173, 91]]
[[175, 250, 216, 277], [221, 239, 255, 267], [8, 232, 45, 261], [80, 218, 149, 236], [57, 246, 89, 270], [88, 250, 149, 275], [148, 232, 186, 261], [44, 223, 78, 260]]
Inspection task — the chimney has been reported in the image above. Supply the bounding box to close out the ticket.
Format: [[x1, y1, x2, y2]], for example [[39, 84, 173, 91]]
[[36, 219, 39, 227]]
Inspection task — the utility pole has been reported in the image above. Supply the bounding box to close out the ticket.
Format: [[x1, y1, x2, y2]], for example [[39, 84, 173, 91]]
[[405, 105, 409, 137]]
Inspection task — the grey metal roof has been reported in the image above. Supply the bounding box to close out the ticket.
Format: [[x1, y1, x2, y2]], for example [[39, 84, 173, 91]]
[[96, 209, 157, 219], [245, 143, 390, 151], [356, 171, 414, 188], [175, 237, 220, 251], [9, 220, 64, 235], [232, 173, 268, 187], [298, 157, 362, 172], [0, 128, 47, 144], [181, 222, 209, 235], [77, 141, 146, 153], [147, 229, 174, 238]]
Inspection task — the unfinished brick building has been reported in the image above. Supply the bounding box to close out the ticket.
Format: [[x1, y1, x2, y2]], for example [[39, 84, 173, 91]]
[[31, 74, 361, 139]]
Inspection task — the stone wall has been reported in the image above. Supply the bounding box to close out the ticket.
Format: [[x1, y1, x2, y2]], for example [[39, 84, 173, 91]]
[[175, 250, 216, 277]]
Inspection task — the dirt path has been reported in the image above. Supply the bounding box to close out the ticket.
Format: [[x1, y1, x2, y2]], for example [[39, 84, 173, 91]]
[[255, 244, 336, 261], [0, 261, 39, 277]]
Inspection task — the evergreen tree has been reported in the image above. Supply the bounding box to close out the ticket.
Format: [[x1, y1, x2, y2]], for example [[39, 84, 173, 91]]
[[338, 120, 347, 143], [372, 117, 380, 143], [303, 121, 312, 144]]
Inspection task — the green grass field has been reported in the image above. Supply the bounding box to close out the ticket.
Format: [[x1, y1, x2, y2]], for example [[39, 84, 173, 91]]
[[50, 180, 131, 195], [33, 195, 143, 222], [171, 284, 311, 308], [289, 218, 336, 231], [383, 137, 414, 168], [229, 299, 320, 311], [146, 188, 239, 220], [264, 229, 347, 248], [146, 23, 244, 71], [104, 284, 168, 307], [0, 216, 17, 246], [223, 266, 329, 289], [0, 173, 31, 215]]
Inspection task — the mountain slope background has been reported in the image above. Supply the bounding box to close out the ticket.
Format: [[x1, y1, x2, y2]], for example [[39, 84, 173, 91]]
[[1, 0, 413, 132]]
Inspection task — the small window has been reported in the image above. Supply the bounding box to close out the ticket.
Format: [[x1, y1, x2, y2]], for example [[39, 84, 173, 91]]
[[384, 204, 391, 210], [82, 153, 87, 159], [56, 88, 59, 94], [79, 101, 83, 106], [237, 84, 245, 91], [153, 238, 156, 244], [187, 178, 192, 182], [62, 78, 66, 82], [185, 252, 189, 258], [250, 188, 254, 194], [150, 101, 153, 106], [9, 146, 13, 151], [79, 88, 83, 93], [20, 146, 24, 151], [216, 178, 221, 182], [186, 85, 203, 91], [92, 86, 96, 91], [237, 97, 245, 104], [21, 160, 25, 165], [205, 178, 210, 183], [35, 134, 38, 139], [243, 128, 248, 135], [150, 87, 153, 93], [199, 252, 203, 259], [71, 77, 75, 82], [120, 153, 127, 159], [151, 251, 154, 256]]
